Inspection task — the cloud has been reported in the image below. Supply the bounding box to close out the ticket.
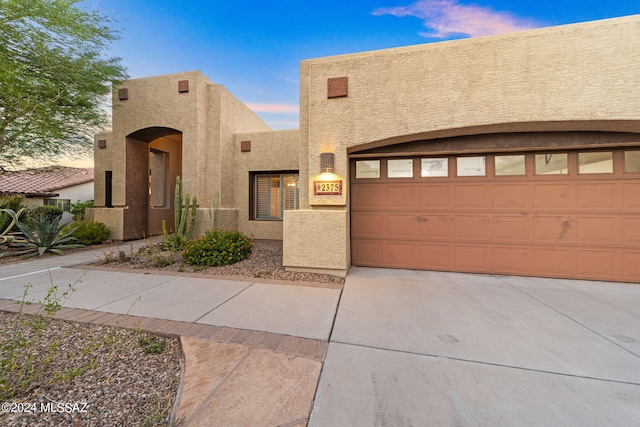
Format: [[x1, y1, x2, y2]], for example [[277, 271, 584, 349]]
[[246, 103, 299, 114], [373, 0, 538, 38]]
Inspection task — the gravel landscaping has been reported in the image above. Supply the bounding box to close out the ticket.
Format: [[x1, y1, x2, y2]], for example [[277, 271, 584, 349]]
[[97, 239, 345, 286], [0, 311, 181, 427]]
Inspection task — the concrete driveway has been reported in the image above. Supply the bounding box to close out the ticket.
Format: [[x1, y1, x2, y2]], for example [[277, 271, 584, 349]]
[[310, 267, 640, 426]]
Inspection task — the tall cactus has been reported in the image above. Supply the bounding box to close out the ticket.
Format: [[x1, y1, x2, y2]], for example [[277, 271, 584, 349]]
[[162, 176, 197, 248]]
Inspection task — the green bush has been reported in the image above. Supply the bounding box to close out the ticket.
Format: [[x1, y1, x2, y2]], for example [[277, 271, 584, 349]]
[[30, 205, 63, 223], [183, 230, 252, 267], [70, 200, 94, 221], [64, 221, 110, 245]]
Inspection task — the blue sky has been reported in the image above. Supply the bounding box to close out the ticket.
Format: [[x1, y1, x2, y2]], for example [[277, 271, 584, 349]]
[[87, 0, 639, 130]]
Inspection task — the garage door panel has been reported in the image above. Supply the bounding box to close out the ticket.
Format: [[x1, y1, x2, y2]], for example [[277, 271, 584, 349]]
[[418, 185, 452, 209], [576, 217, 618, 244], [351, 241, 383, 265], [493, 216, 530, 242], [533, 217, 576, 243], [351, 213, 383, 238], [385, 185, 418, 209], [384, 243, 420, 268], [622, 218, 640, 245], [493, 247, 530, 274], [418, 215, 454, 238], [384, 214, 417, 237], [533, 184, 574, 210], [493, 184, 530, 209], [420, 244, 454, 269], [351, 185, 385, 209], [577, 251, 618, 279], [455, 216, 493, 240], [533, 249, 576, 276], [576, 183, 617, 210], [622, 183, 640, 210], [455, 185, 491, 209], [455, 246, 491, 271], [622, 253, 640, 281]]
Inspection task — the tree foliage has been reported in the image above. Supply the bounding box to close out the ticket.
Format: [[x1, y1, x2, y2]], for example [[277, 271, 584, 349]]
[[0, 0, 127, 167]]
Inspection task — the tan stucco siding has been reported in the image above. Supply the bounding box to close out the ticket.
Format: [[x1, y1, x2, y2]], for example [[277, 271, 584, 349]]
[[214, 87, 272, 208], [93, 132, 114, 208], [302, 16, 640, 165], [234, 130, 299, 240], [283, 209, 349, 276]]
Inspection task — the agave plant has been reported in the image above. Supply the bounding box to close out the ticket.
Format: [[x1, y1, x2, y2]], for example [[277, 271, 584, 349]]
[[15, 214, 84, 257], [0, 208, 27, 254]]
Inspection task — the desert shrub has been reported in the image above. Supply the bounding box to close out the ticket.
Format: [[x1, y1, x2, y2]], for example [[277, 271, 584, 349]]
[[64, 221, 110, 245], [70, 200, 94, 221], [149, 251, 177, 268], [162, 233, 187, 252], [183, 230, 252, 267], [30, 205, 63, 223]]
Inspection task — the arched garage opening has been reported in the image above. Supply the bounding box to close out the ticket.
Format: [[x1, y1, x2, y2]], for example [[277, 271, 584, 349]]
[[349, 131, 640, 283], [124, 127, 182, 240]]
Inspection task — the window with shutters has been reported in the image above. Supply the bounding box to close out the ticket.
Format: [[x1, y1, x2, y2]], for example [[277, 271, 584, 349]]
[[251, 172, 299, 220]]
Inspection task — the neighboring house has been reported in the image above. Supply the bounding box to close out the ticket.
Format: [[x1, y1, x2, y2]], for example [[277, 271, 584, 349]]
[[0, 166, 94, 213], [93, 15, 640, 283]]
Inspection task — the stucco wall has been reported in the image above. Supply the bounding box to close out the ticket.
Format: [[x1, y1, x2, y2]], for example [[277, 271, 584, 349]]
[[56, 181, 94, 204], [233, 129, 299, 240], [284, 15, 640, 275], [283, 209, 349, 276], [93, 71, 271, 240]]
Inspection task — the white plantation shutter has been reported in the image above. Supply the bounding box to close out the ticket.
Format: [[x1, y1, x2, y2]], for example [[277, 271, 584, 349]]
[[282, 174, 298, 211], [256, 175, 271, 218]]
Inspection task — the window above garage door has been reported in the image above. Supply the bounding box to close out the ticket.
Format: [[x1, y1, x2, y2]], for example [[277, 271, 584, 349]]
[[352, 149, 640, 181]]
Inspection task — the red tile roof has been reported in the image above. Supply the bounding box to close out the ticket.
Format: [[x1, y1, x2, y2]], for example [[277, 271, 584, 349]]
[[0, 166, 94, 197]]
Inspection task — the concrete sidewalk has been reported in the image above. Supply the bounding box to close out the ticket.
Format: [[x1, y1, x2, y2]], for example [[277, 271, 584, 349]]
[[0, 241, 341, 340]]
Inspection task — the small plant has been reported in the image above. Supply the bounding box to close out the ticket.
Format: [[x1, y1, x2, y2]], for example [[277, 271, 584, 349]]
[[161, 224, 187, 251], [183, 229, 252, 267], [254, 270, 272, 278], [15, 214, 84, 257], [138, 336, 166, 354], [149, 251, 176, 268], [64, 220, 110, 245], [70, 199, 94, 221]]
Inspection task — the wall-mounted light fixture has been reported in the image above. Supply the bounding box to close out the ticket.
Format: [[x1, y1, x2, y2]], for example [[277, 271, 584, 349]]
[[314, 152, 342, 195], [320, 152, 335, 173]]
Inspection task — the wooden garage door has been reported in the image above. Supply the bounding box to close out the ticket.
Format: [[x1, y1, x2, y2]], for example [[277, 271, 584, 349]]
[[351, 149, 640, 282]]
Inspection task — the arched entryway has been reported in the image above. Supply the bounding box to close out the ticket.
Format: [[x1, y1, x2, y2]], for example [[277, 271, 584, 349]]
[[124, 127, 182, 239]]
